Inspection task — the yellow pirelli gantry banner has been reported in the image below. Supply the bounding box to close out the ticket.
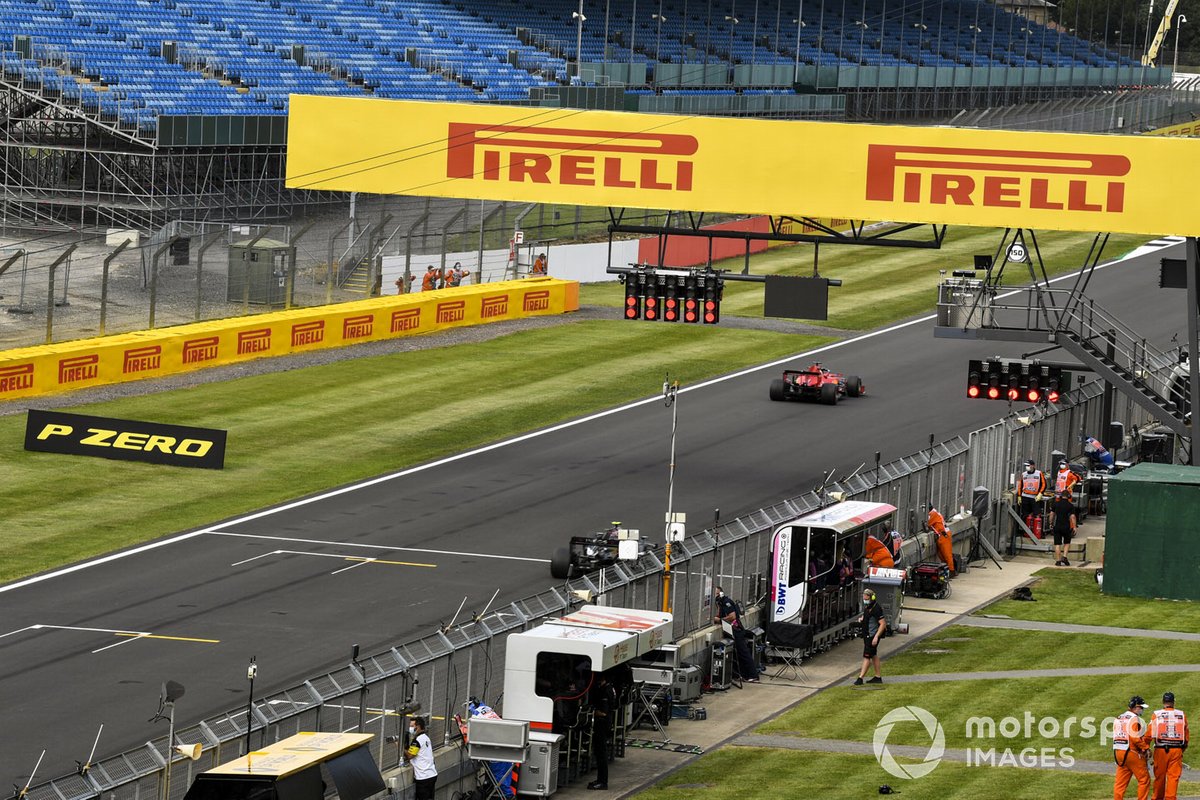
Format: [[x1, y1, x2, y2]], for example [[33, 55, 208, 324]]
[[287, 96, 1200, 238], [0, 278, 578, 401]]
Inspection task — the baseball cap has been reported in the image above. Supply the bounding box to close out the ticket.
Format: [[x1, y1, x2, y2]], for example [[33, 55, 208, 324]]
[[1024, 459, 1035, 467], [1164, 692, 1176, 704], [1130, 696, 1148, 709]]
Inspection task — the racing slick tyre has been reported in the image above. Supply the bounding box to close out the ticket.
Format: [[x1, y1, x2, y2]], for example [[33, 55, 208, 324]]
[[845, 376, 864, 397], [820, 382, 839, 405], [769, 379, 787, 402], [551, 547, 575, 580]]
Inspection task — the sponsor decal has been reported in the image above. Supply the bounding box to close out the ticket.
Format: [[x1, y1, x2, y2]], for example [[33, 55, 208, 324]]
[[291, 320, 325, 347], [24, 409, 227, 469], [122, 345, 162, 375], [480, 294, 509, 319], [436, 300, 466, 323], [523, 290, 551, 312], [58, 354, 99, 385], [342, 314, 374, 340], [446, 123, 697, 192], [865, 145, 1130, 213], [390, 308, 421, 333], [182, 336, 220, 365], [237, 328, 272, 355], [0, 363, 34, 394]]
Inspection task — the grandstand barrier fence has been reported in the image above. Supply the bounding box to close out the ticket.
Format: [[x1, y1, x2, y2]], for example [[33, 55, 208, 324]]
[[17, 359, 1174, 800]]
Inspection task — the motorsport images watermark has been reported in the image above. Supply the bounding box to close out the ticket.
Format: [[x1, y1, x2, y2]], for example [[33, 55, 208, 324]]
[[872, 706, 1118, 779]]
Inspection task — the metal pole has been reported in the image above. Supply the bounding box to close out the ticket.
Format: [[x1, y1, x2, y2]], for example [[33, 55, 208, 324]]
[[1186, 237, 1200, 466], [286, 221, 316, 310], [662, 377, 679, 613], [245, 657, 257, 757], [327, 219, 352, 305], [162, 703, 176, 800], [44, 245, 77, 345], [194, 230, 223, 320], [100, 240, 131, 335], [575, 0, 585, 79]]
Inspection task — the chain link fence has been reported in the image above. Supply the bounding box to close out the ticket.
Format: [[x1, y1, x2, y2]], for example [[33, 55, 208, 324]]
[[21, 356, 1179, 800], [0, 198, 741, 351]]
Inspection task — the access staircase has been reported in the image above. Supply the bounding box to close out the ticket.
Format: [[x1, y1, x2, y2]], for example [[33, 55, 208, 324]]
[[935, 284, 1189, 439]]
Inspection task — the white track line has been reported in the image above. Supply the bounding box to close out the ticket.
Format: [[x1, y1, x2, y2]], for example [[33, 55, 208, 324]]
[[0, 247, 1160, 597], [211, 531, 550, 563]]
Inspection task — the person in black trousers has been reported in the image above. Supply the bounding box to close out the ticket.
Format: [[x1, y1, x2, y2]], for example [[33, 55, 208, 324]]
[[588, 672, 616, 790]]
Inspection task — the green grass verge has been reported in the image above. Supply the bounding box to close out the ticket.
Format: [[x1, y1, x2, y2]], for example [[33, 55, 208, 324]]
[[758, 672, 1200, 764], [582, 227, 1151, 331], [637, 747, 1200, 800], [888, 625, 1200, 675], [0, 322, 828, 584], [980, 568, 1200, 633]]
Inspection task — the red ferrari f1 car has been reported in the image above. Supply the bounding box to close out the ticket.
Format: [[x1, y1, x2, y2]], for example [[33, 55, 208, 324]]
[[769, 363, 865, 405]]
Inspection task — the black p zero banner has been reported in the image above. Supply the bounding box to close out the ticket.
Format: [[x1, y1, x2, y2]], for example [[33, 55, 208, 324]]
[[24, 409, 227, 469]]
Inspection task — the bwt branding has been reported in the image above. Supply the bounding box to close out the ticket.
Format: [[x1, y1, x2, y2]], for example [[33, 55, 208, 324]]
[[446, 124, 697, 192], [866, 145, 1130, 213]]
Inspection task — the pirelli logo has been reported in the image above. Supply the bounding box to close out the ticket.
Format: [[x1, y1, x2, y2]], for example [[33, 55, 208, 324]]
[[0, 363, 34, 394], [183, 336, 220, 365], [436, 300, 466, 324], [523, 290, 551, 312], [123, 345, 162, 375], [390, 308, 421, 333], [237, 328, 272, 355], [865, 145, 1130, 213], [481, 295, 509, 319], [342, 314, 374, 340], [446, 123, 697, 192], [291, 320, 325, 347], [58, 354, 99, 385]]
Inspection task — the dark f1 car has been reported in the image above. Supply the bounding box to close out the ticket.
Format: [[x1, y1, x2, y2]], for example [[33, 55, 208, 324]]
[[551, 522, 624, 579], [769, 363, 864, 405]]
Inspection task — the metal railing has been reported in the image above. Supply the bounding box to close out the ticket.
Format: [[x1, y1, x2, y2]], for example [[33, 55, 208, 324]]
[[20, 357, 1177, 800]]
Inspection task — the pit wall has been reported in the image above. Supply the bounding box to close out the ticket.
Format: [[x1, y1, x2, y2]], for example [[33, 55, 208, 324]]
[[0, 278, 579, 401]]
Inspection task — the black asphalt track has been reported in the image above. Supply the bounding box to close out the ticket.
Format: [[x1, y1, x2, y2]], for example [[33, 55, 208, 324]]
[[0, 239, 1189, 784]]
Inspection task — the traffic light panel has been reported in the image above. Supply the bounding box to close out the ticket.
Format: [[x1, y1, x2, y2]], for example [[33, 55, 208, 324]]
[[663, 278, 680, 322], [623, 274, 642, 319], [621, 268, 724, 324], [967, 359, 1068, 403], [702, 278, 721, 324]]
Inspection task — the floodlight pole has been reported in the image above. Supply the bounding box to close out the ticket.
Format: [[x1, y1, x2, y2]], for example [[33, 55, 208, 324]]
[[661, 376, 679, 613]]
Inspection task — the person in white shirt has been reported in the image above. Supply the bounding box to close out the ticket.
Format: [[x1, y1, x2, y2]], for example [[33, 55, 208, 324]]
[[407, 716, 437, 800]]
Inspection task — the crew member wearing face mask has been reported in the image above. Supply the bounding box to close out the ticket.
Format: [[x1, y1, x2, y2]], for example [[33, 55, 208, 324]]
[[406, 716, 437, 800], [1014, 459, 1046, 536]]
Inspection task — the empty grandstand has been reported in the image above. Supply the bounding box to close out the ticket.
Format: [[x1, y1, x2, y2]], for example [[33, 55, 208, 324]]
[[0, 0, 1173, 228]]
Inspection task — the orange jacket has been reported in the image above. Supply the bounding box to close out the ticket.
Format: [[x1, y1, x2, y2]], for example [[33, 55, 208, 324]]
[[927, 508, 948, 535], [1114, 711, 1152, 754], [421, 271, 437, 292], [1150, 708, 1190, 748], [1054, 468, 1080, 496], [1016, 469, 1046, 497], [865, 536, 895, 569]]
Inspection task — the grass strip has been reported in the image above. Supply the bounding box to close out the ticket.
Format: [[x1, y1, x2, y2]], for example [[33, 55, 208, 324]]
[[636, 747, 1200, 800], [757, 671, 1200, 763], [888, 625, 1200, 675], [980, 568, 1200, 634]]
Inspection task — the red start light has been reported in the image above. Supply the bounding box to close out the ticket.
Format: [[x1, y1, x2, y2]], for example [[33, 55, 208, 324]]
[[1007, 388, 1020, 401], [1027, 389, 1041, 402], [968, 386, 980, 398], [1048, 390, 1061, 403], [987, 387, 1001, 399]]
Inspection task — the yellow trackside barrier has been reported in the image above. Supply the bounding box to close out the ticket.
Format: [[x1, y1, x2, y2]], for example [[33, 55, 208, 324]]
[[0, 278, 579, 401]]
